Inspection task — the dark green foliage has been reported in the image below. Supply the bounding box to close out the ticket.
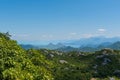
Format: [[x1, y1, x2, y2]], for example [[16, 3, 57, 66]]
[[41, 48, 120, 80], [0, 32, 11, 40]]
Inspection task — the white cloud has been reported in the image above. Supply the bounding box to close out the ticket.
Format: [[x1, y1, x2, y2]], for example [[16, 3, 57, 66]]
[[66, 32, 78, 39], [12, 34, 54, 41], [41, 34, 53, 38], [70, 32, 77, 35], [82, 34, 93, 38], [12, 34, 29, 37], [41, 35, 47, 38], [49, 35, 53, 38], [11, 34, 31, 41], [98, 28, 106, 33]]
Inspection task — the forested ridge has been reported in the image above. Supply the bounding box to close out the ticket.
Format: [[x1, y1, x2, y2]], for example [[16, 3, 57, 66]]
[[0, 32, 120, 80]]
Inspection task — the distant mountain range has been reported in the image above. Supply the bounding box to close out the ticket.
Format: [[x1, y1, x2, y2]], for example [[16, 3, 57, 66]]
[[20, 43, 65, 50], [20, 36, 120, 52], [64, 36, 120, 47], [56, 41, 120, 52]]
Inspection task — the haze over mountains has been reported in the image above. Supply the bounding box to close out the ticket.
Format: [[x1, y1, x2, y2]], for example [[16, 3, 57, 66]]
[[21, 36, 120, 52]]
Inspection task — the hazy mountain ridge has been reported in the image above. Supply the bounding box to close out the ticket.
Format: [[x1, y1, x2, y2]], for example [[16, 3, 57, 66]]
[[20, 37, 120, 52], [64, 36, 120, 47]]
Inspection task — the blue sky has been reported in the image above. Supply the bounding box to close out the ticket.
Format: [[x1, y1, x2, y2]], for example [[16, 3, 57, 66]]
[[0, 0, 120, 44]]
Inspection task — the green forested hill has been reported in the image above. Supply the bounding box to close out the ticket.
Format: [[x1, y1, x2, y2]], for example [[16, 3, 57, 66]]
[[0, 32, 54, 80], [42, 49, 120, 80], [0, 32, 120, 80]]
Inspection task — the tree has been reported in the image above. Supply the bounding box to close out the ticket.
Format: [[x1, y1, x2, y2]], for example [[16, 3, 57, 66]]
[[0, 32, 54, 80]]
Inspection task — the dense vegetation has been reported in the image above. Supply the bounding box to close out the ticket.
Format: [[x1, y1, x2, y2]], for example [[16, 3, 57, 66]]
[[0, 32, 53, 80], [0, 32, 120, 80]]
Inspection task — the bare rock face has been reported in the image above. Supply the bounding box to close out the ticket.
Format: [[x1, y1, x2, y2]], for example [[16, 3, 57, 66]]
[[59, 60, 68, 64], [101, 48, 114, 54], [90, 78, 96, 80], [113, 70, 120, 77], [102, 58, 111, 65], [109, 77, 115, 80]]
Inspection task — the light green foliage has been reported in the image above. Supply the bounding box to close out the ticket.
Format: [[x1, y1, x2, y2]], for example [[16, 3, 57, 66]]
[[27, 49, 54, 80], [0, 32, 54, 80]]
